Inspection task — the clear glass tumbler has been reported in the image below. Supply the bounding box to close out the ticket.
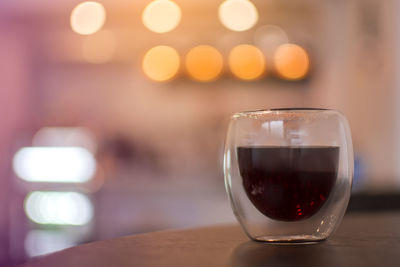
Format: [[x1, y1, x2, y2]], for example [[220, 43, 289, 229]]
[[224, 108, 353, 242]]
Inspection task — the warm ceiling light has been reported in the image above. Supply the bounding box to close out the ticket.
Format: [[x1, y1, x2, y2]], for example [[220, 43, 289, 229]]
[[70, 1, 106, 35], [185, 45, 224, 82], [142, 46, 180, 82], [142, 0, 181, 33], [219, 0, 258, 32], [228, 44, 265, 80], [274, 43, 310, 80], [82, 30, 116, 64]]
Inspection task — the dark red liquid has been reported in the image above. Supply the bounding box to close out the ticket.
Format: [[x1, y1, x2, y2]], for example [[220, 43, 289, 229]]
[[237, 146, 339, 221]]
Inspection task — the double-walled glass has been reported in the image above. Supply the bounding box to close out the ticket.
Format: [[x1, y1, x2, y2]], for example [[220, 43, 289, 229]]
[[224, 109, 353, 242]]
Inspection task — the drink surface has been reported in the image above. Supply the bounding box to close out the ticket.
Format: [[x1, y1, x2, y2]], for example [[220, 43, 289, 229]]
[[237, 146, 339, 221]]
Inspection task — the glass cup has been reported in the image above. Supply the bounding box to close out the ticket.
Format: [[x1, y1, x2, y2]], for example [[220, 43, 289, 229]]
[[224, 108, 353, 243]]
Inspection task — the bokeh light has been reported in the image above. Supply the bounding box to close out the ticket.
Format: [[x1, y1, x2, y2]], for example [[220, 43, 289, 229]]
[[185, 45, 224, 82], [254, 25, 289, 60], [25, 230, 75, 257], [24, 191, 93, 225], [219, 0, 258, 32], [274, 43, 310, 80], [13, 147, 96, 183], [228, 44, 265, 80], [82, 30, 116, 64], [142, 46, 180, 82], [70, 1, 106, 35], [33, 127, 97, 153], [142, 0, 181, 33]]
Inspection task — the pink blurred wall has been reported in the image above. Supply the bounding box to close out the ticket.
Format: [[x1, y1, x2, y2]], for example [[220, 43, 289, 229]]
[[0, 26, 31, 263]]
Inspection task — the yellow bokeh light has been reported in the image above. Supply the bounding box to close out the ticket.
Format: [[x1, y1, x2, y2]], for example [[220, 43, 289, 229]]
[[219, 0, 258, 32], [185, 45, 224, 82], [142, 0, 181, 33], [228, 44, 265, 80], [70, 1, 106, 35], [82, 30, 116, 64], [142, 46, 180, 82], [274, 44, 310, 80]]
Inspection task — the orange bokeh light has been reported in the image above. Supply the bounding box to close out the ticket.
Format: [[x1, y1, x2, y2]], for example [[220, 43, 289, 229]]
[[142, 46, 180, 82], [274, 44, 310, 80], [228, 44, 265, 80], [185, 45, 224, 82]]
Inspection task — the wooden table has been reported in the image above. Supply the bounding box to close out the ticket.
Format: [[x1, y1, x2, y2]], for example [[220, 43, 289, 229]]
[[21, 212, 400, 267]]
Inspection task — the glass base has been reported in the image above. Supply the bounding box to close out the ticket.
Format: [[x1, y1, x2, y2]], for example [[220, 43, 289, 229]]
[[251, 235, 327, 244]]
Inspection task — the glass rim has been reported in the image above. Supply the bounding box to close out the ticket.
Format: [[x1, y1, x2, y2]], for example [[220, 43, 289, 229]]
[[233, 108, 336, 117]]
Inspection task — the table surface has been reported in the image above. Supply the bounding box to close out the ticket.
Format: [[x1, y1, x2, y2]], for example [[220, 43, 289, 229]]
[[21, 212, 400, 267]]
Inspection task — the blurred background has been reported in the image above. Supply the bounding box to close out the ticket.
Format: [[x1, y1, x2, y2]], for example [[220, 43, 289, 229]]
[[0, 0, 399, 265]]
